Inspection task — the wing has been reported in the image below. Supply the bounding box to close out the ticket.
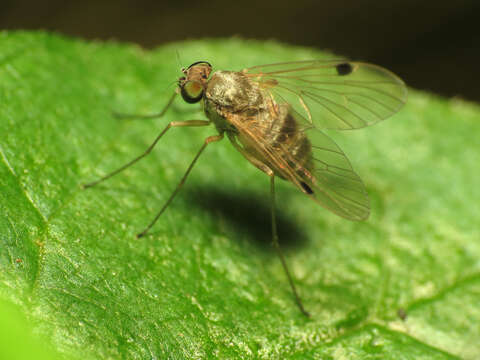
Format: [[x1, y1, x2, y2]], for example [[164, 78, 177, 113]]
[[290, 126, 370, 220], [226, 109, 370, 221], [243, 59, 407, 130]]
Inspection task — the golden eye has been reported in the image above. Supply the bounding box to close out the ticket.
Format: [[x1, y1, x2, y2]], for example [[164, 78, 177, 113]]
[[181, 80, 204, 103]]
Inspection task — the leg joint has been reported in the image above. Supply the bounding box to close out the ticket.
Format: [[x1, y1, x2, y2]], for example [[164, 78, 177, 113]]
[[205, 133, 224, 144]]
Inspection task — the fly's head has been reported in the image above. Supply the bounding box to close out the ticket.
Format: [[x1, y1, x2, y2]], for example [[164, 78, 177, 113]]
[[178, 61, 212, 104]]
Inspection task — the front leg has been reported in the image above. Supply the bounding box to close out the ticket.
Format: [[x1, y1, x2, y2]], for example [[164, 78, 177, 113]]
[[82, 119, 211, 188]]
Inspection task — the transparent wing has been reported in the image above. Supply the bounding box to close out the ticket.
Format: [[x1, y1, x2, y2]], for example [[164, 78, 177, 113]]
[[291, 127, 370, 220], [229, 112, 370, 221], [243, 60, 407, 130]]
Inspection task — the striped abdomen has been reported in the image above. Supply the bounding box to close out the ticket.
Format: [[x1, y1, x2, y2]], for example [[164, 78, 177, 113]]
[[261, 104, 314, 180]]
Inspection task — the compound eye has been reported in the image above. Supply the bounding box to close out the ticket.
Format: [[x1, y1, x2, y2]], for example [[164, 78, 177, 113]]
[[180, 80, 204, 103]]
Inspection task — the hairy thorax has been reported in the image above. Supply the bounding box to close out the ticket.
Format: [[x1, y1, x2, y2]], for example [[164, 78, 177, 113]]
[[206, 71, 263, 110], [204, 71, 264, 131]]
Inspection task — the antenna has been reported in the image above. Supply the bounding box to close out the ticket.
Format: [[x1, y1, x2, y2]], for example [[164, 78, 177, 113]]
[[175, 49, 183, 70]]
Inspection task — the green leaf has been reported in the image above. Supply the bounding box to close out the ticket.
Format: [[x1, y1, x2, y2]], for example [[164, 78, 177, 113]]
[[1, 31, 479, 359], [0, 299, 63, 360]]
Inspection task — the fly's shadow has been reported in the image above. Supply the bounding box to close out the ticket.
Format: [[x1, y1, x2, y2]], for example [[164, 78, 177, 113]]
[[184, 185, 308, 252]]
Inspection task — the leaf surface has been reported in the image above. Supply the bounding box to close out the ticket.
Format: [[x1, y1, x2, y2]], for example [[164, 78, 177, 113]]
[[1, 31, 479, 359]]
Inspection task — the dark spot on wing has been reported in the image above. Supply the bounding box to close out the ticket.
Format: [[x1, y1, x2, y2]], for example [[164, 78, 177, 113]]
[[300, 182, 314, 194], [336, 62, 353, 76]]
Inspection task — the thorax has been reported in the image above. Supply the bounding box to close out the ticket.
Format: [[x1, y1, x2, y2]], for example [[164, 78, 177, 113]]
[[203, 70, 264, 133]]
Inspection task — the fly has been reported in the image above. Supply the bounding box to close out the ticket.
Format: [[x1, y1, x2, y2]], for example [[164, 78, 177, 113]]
[[83, 58, 407, 317]]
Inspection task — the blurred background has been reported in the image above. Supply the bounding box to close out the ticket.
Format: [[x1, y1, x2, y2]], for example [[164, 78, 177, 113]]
[[1, 0, 479, 101]]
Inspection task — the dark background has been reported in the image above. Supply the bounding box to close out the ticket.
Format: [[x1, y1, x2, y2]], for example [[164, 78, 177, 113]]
[[2, 0, 479, 101]]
